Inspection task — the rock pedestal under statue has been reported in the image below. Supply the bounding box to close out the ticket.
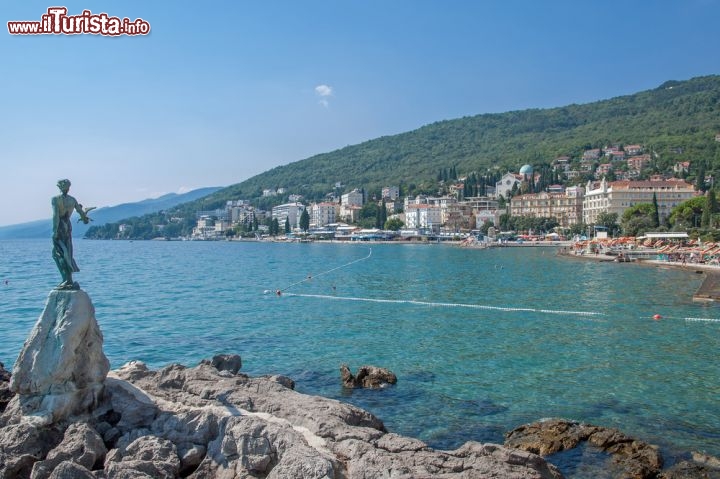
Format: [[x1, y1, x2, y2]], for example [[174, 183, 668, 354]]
[[10, 289, 109, 425]]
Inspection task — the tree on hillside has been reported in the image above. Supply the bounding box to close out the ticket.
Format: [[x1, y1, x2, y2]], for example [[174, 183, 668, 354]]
[[285, 217, 291, 234], [696, 163, 707, 192], [299, 209, 310, 232]]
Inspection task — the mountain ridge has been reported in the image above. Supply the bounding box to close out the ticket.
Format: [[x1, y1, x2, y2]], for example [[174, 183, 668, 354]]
[[0, 187, 222, 239]]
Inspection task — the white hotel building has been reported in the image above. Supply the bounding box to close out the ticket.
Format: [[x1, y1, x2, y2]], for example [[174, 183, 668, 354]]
[[404, 204, 442, 229], [583, 178, 696, 224], [272, 202, 306, 229], [311, 202, 337, 228]]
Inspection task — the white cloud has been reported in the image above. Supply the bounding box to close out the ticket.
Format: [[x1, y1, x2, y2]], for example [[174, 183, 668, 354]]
[[315, 84, 333, 108], [315, 84, 333, 97]]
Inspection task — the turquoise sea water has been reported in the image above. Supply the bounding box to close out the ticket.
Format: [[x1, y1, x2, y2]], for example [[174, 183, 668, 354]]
[[1, 239, 719, 473]]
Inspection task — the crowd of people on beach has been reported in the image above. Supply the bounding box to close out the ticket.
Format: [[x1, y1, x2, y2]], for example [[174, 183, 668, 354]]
[[570, 236, 720, 267]]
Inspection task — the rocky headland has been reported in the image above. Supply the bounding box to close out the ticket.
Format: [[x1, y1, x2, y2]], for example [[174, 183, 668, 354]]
[[1, 358, 564, 479]]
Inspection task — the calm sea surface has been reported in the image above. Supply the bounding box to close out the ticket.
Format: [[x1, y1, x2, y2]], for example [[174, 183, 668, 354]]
[[1, 239, 719, 474]]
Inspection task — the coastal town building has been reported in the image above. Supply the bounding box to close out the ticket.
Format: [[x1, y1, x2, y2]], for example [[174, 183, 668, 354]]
[[673, 161, 690, 174], [583, 149, 601, 161], [227, 201, 256, 225], [553, 156, 571, 173], [494, 173, 522, 199], [339, 204, 362, 223], [192, 216, 230, 239], [384, 198, 402, 214], [311, 202, 337, 228], [475, 210, 496, 227], [595, 163, 612, 179], [582, 178, 696, 224], [196, 208, 229, 221], [341, 189, 364, 207], [404, 204, 442, 230], [627, 154, 651, 175], [625, 145, 644, 156], [510, 186, 584, 227], [405, 195, 460, 225], [459, 196, 498, 228], [460, 197, 498, 211], [382, 186, 400, 200], [272, 202, 306, 230], [609, 151, 625, 162]]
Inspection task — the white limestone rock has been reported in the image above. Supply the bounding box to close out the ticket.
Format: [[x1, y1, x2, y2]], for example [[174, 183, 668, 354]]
[[9, 289, 109, 425]]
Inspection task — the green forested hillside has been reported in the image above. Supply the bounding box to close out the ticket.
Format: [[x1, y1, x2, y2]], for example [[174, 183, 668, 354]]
[[87, 75, 720, 238], [215, 76, 720, 201]]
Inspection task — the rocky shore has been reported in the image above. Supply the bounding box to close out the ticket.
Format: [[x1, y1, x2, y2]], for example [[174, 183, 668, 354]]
[[1, 359, 563, 479]]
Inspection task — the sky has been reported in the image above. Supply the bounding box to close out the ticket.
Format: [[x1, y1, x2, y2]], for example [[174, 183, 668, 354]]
[[1, 0, 719, 226]]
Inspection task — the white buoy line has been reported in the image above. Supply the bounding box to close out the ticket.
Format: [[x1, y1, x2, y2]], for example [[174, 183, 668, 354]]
[[263, 246, 720, 323], [282, 292, 605, 318], [683, 316, 720, 323]]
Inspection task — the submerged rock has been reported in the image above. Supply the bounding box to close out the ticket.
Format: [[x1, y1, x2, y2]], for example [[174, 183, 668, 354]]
[[657, 452, 720, 479], [340, 364, 398, 389], [506, 418, 663, 478], [0, 359, 562, 478]]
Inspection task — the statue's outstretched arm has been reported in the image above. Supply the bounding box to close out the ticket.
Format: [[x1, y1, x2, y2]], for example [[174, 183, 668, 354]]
[[75, 203, 96, 224]]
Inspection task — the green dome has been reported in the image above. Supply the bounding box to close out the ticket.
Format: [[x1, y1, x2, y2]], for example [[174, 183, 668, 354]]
[[519, 164, 533, 175]]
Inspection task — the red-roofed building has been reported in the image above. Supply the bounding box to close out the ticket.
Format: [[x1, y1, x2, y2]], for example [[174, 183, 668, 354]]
[[627, 154, 651, 173], [595, 163, 613, 179], [625, 145, 644, 155], [673, 161, 690, 174]]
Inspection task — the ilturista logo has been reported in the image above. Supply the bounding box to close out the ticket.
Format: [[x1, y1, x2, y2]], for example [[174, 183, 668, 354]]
[[8, 7, 151, 36]]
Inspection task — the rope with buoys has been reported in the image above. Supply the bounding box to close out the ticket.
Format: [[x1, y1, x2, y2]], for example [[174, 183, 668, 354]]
[[268, 248, 372, 296], [282, 292, 605, 318]]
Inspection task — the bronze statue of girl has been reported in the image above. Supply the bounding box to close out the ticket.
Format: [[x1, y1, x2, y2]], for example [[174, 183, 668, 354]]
[[52, 179, 94, 289]]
